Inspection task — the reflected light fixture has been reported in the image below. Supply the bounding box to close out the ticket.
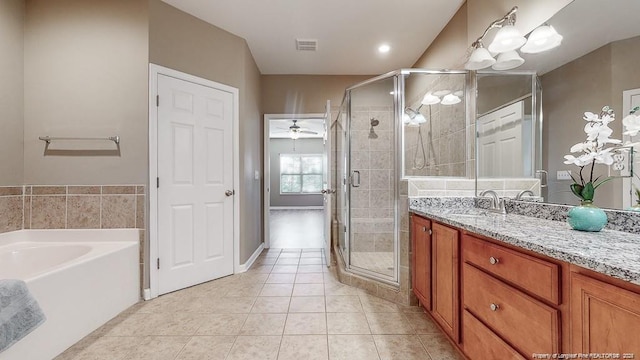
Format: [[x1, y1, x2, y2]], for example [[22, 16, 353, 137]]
[[465, 6, 562, 71], [421, 93, 441, 105], [441, 94, 461, 105], [289, 120, 301, 140], [404, 108, 427, 127]]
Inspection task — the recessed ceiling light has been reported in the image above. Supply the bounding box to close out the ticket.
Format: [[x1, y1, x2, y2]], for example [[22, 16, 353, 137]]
[[378, 44, 390, 53]]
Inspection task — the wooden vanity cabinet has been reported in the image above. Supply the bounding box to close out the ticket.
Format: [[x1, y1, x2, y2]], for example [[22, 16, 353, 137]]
[[431, 222, 460, 343], [570, 271, 640, 355], [411, 214, 431, 309]]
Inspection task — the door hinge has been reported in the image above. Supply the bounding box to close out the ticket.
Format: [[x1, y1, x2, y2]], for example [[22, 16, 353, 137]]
[[156, 95, 159, 107], [157, 177, 159, 188], [157, 258, 160, 269], [343, 225, 347, 233]]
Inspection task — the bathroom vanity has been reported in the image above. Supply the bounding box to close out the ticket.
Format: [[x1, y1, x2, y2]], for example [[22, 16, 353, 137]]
[[410, 200, 640, 360]]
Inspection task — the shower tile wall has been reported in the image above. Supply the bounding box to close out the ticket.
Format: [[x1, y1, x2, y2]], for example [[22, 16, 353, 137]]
[[350, 105, 394, 255]]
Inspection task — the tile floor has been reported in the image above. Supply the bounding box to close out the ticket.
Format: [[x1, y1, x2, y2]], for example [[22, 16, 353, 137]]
[[269, 209, 324, 248], [55, 248, 462, 360]]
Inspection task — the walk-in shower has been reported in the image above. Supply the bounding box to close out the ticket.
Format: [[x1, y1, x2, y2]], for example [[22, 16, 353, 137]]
[[333, 69, 471, 287]]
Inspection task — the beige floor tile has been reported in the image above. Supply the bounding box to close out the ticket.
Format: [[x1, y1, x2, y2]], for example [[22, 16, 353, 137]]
[[260, 283, 294, 297], [123, 336, 191, 360], [327, 335, 380, 360], [271, 265, 299, 274], [295, 273, 325, 283], [196, 314, 248, 335], [324, 282, 360, 296], [254, 257, 278, 265], [292, 283, 325, 296], [251, 297, 291, 313], [300, 252, 322, 258], [175, 336, 236, 360], [238, 272, 270, 284], [208, 297, 256, 313], [403, 312, 441, 334], [226, 335, 281, 360], [326, 312, 371, 334], [325, 295, 364, 313], [283, 313, 327, 335], [266, 273, 296, 284], [278, 335, 329, 360], [279, 252, 301, 258], [72, 336, 142, 360], [289, 296, 325, 313], [145, 312, 207, 336], [373, 335, 431, 360], [299, 257, 324, 265], [365, 312, 415, 335], [418, 334, 464, 360], [239, 313, 287, 335], [225, 283, 265, 297], [276, 258, 300, 265], [106, 313, 154, 336], [298, 265, 324, 273], [249, 265, 275, 273], [359, 294, 400, 313]]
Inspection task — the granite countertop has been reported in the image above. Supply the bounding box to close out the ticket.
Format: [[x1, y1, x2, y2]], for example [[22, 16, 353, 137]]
[[410, 199, 640, 286]]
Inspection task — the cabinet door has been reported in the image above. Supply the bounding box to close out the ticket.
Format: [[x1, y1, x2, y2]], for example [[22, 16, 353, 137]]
[[570, 272, 640, 354], [411, 215, 431, 309], [431, 222, 460, 343]]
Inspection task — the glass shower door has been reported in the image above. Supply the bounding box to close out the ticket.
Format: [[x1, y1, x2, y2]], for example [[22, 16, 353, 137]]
[[347, 76, 397, 280]]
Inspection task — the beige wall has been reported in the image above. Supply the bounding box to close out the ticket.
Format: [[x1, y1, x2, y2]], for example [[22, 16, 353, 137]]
[[0, 0, 25, 185], [413, 3, 468, 69], [149, 0, 263, 263], [261, 75, 371, 114], [542, 36, 640, 209], [23, 0, 149, 185]]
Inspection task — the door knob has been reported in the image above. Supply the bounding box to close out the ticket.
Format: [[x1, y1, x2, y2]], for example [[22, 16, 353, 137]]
[[225, 190, 234, 197]]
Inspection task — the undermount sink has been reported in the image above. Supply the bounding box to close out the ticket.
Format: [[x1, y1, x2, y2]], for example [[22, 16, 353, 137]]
[[449, 210, 489, 217]]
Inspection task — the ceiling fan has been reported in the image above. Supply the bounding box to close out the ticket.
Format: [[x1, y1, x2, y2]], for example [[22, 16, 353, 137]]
[[274, 119, 318, 139]]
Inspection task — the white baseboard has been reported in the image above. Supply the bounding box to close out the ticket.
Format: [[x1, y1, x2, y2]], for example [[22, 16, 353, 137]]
[[237, 242, 265, 272], [270, 206, 324, 210]]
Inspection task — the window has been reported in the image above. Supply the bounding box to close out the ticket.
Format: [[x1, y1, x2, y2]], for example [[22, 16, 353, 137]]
[[280, 154, 323, 194]]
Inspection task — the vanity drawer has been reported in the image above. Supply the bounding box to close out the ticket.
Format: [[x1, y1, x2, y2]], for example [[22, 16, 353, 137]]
[[462, 310, 525, 360], [463, 263, 559, 357], [462, 234, 560, 304]]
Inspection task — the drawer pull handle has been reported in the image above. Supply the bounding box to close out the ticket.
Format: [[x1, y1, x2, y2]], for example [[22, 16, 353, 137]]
[[422, 226, 427, 232], [489, 256, 499, 265], [490, 303, 500, 311]]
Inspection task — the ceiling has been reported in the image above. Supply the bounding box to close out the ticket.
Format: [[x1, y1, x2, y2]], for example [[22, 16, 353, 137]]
[[160, 0, 464, 75]]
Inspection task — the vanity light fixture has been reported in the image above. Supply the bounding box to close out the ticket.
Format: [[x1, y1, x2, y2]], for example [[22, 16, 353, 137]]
[[465, 6, 563, 71]]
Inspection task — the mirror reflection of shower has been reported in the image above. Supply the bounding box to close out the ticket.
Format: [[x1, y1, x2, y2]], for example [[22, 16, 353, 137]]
[[368, 117, 379, 139]]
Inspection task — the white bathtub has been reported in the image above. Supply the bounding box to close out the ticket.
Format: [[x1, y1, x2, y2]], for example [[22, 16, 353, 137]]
[[0, 229, 140, 360]]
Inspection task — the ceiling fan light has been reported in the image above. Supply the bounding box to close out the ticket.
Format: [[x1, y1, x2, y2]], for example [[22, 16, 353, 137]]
[[465, 46, 496, 70], [520, 25, 563, 53], [492, 50, 525, 70], [289, 129, 300, 140], [488, 25, 526, 53]]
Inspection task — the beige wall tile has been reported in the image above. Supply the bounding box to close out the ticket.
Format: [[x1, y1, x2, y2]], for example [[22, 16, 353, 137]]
[[32, 185, 66, 195], [136, 185, 145, 194], [23, 195, 31, 229], [68, 186, 101, 194], [102, 185, 136, 194], [0, 196, 23, 233], [31, 195, 66, 229], [67, 196, 100, 229], [136, 195, 145, 228], [101, 195, 136, 228], [0, 186, 23, 196]]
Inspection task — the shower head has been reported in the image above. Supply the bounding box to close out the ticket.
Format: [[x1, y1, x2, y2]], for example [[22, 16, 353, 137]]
[[368, 127, 378, 139], [370, 118, 379, 127]]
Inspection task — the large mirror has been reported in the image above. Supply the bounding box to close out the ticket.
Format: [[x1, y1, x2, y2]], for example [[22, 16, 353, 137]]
[[477, 0, 640, 210]]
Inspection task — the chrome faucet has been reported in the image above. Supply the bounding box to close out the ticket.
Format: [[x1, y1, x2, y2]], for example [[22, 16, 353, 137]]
[[515, 189, 535, 200], [479, 189, 506, 214]]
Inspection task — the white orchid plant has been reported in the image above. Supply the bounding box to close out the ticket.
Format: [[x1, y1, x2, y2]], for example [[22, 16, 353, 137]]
[[623, 106, 640, 203], [564, 106, 622, 202]]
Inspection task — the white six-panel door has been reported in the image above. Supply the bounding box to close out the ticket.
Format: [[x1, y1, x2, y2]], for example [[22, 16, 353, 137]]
[[478, 101, 525, 177], [157, 74, 234, 295]]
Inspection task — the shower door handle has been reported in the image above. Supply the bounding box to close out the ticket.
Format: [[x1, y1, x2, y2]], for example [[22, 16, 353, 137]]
[[351, 171, 361, 188]]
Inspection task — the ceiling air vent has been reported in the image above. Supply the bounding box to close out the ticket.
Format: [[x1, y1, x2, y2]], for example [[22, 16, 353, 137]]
[[296, 39, 318, 51]]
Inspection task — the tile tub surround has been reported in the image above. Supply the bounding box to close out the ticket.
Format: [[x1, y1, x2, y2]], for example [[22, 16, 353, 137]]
[[409, 197, 640, 286], [55, 248, 463, 360], [0, 186, 24, 233]]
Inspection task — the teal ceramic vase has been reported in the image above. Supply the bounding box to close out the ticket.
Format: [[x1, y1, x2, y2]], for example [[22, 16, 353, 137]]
[[567, 200, 607, 232]]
